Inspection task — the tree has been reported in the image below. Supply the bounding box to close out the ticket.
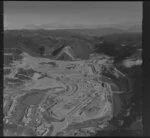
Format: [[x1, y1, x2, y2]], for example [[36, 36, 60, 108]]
[[39, 46, 45, 56]]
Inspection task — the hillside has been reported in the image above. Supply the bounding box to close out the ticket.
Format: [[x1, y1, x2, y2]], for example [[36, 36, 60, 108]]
[[94, 33, 142, 61], [4, 30, 142, 61], [4, 29, 98, 59]]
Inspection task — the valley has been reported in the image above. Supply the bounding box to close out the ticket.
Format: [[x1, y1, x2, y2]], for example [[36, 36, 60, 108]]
[[3, 29, 142, 136]]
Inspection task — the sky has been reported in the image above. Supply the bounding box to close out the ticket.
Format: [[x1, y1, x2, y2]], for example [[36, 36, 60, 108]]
[[4, 1, 142, 29]]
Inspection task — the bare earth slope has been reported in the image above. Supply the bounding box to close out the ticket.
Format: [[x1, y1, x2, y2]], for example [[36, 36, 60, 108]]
[[3, 30, 142, 136], [4, 49, 135, 136]]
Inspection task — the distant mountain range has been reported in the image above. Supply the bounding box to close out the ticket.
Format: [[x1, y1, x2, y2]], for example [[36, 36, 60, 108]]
[[4, 20, 142, 37], [5, 26, 141, 37], [128, 24, 142, 32], [61, 28, 127, 37]]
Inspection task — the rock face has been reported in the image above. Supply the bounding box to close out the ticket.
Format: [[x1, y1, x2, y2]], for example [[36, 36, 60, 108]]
[[54, 46, 75, 61]]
